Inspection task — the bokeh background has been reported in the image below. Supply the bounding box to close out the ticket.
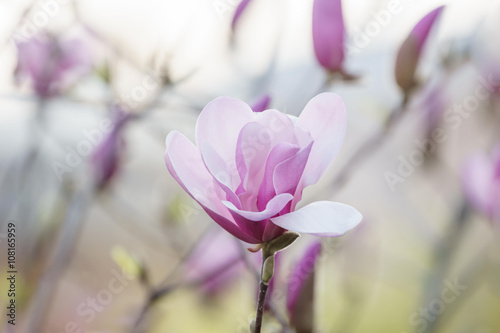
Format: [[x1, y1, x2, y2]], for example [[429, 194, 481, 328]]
[[1, 0, 500, 332]]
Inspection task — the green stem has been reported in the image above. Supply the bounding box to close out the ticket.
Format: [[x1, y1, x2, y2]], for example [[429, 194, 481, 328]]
[[254, 251, 275, 333]]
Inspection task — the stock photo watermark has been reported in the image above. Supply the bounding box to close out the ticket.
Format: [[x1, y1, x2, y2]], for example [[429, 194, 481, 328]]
[[12, 0, 74, 42], [53, 268, 136, 333], [385, 75, 499, 191], [5, 221, 17, 326], [346, 0, 403, 56], [402, 278, 467, 333]]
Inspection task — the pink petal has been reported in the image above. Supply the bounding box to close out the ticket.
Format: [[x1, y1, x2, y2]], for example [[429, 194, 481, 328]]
[[196, 96, 254, 168], [224, 193, 293, 221], [273, 142, 314, 215], [395, 6, 444, 91], [411, 6, 445, 54], [235, 110, 297, 209], [293, 93, 346, 208], [223, 193, 293, 241], [231, 0, 252, 30], [200, 141, 241, 208], [253, 109, 298, 141], [257, 142, 300, 211], [312, 0, 345, 72], [165, 131, 260, 243], [274, 142, 313, 196], [234, 122, 273, 207], [270, 201, 362, 237]]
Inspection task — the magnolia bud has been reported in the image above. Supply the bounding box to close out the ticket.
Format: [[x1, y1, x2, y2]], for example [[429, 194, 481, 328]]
[[249, 318, 256, 332], [232, 0, 252, 31], [250, 94, 271, 112], [395, 6, 445, 93], [262, 231, 300, 257], [261, 256, 275, 284], [312, 0, 346, 73]]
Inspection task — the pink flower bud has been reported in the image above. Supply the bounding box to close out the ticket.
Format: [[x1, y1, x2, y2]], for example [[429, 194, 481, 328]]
[[250, 94, 271, 112], [395, 6, 444, 92], [312, 0, 346, 73], [232, 0, 252, 31], [91, 109, 131, 189]]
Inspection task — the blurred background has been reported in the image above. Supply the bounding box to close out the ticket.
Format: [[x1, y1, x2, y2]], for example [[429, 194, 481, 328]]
[[1, 0, 500, 332]]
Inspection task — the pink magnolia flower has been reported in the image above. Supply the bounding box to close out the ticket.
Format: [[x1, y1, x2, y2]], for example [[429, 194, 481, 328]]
[[395, 6, 445, 92], [312, 0, 346, 73], [462, 145, 500, 223], [15, 32, 91, 98], [164, 93, 362, 244]]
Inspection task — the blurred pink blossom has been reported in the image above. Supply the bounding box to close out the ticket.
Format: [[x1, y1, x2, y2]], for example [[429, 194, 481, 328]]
[[395, 6, 444, 92], [15, 32, 91, 98], [164, 93, 362, 244], [462, 145, 500, 223], [250, 94, 271, 112], [312, 0, 346, 73], [231, 0, 252, 31], [184, 230, 249, 296], [91, 109, 132, 189]]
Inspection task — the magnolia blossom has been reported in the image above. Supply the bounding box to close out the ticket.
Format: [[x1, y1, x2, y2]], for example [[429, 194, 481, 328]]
[[462, 146, 500, 223], [395, 6, 444, 92], [164, 93, 362, 244], [312, 0, 346, 73], [15, 32, 91, 98]]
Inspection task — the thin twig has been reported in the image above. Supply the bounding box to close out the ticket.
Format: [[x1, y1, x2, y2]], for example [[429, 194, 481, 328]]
[[133, 253, 242, 332], [254, 278, 270, 333]]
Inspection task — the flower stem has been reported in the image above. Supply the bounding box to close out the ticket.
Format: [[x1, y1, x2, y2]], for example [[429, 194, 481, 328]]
[[254, 251, 274, 333], [254, 279, 269, 333]]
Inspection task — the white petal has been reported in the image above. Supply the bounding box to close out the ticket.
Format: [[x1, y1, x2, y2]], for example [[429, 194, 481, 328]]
[[271, 201, 362, 237]]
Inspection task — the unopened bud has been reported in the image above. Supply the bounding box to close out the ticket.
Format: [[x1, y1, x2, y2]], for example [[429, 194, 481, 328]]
[[262, 231, 300, 257]]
